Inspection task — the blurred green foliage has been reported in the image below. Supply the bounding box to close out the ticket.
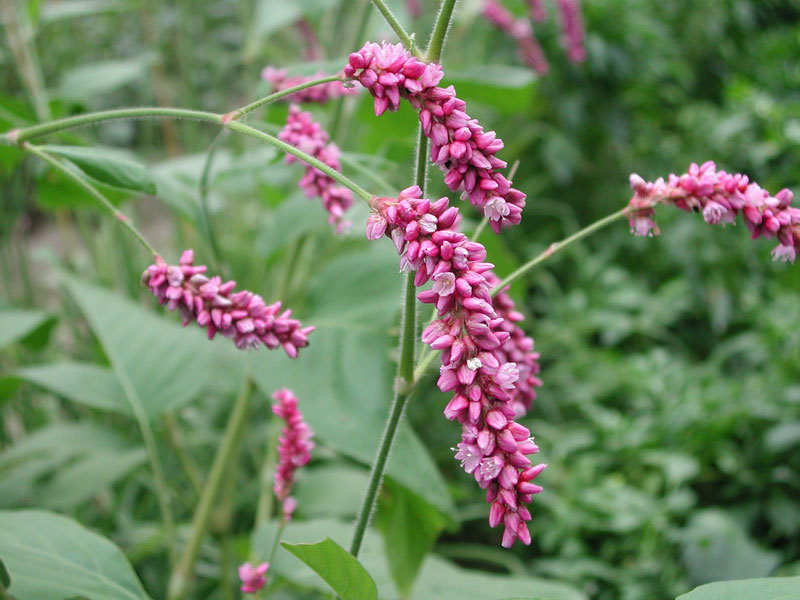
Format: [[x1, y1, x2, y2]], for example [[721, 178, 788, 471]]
[[1, 1, 799, 599]]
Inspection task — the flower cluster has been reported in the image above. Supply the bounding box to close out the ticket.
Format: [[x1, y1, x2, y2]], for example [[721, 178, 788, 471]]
[[627, 161, 799, 262], [486, 272, 542, 417], [482, 0, 586, 69], [142, 250, 314, 356], [272, 388, 315, 522], [555, 0, 586, 63], [278, 104, 354, 232], [238, 562, 269, 594], [483, 1, 550, 74], [261, 67, 356, 104], [366, 186, 545, 547], [343, 42, 526, 232], [528, 0, 547, 22]]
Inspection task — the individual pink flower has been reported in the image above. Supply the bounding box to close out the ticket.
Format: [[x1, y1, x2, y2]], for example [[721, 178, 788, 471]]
[[278, 104, 354, 232], [627, 161, 799, 262], [142, 250, 314, 356], [366, 187, 545, 547], [238, 562, 269, 594], [272, 388, 314, 522], [555, 0, 586, 63], [343, 42, 526, 232], [261, 67, 357, 104]]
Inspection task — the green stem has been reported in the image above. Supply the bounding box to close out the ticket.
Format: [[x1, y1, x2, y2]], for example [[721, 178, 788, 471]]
[[226, 75, 342, 122], [370, 0, 421, 56], [491, 208, 630, 293], [223, 121, 372, 202], [168, 378, 254, 600], [23, 143, 158, 256], [164, 412, 204, 496], [11, 107, 221, 144], [349, 270, 417, 557], [426, 0, 458, 62], [7, 107, 374, 204]]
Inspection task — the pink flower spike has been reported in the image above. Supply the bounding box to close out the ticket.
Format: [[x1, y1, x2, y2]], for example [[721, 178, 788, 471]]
[[365, 190, 544, 547], [343, 41, 526, 232], [272, 388, 315, 520], [626, 163, 799, 263], [142, 252, 313, 356], [279, 104, 354, 232], [238, 562, 269, 594]]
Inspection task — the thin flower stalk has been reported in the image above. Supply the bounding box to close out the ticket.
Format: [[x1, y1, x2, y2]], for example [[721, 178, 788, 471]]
[[261, 67, 357, 104], [278, 104, 355, 232], [343, 42, 526, 232], [142, 250, 314, 355], [627, 161, 798, 262], [366, 186, 545, 547]]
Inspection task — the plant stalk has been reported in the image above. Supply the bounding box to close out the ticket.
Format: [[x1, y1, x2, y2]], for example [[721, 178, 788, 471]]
[[426, 0, 458, 62], [227, 75, 342, 121], [369, 0, 421, 55], [491, 208, 630, 293], [168, 378, 254, 600]]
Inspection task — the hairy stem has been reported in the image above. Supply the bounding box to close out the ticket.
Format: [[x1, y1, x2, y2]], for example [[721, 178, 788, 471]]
[[7, 107, 374, 203], [168, 378, 254, 600], [23, 144, 159, 256], [349, 270, 417, 557], [426, 0, 458, 62], [370, 0, 421, 56], [227, 75, 342, 122], [492, 208, 630, 293]]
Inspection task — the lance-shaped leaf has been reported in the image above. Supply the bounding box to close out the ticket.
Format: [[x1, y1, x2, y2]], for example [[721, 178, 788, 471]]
[[676, 577, 800, 600], [282, 538, 378, 600], [40, 144, 156, 194], [0, 510, 152, 600]]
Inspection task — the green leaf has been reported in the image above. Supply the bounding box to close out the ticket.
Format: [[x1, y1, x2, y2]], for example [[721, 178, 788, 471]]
[[0, 557, 9, 589], [376, 479, 445, 596], [293, 465, 368, 519], [249, 246, 453, 515], [40, 145, 156, 194], [680, 510, 781, 585], [0, 309, 52, 349], [676, 577, 800, 600], [282, 538, 378, 600], [62, 276, 245, 419], [0, 423, 143, 509], [14, 362, 129, 414], [254, 519, 585, 600], [58, 55, 154, 102], [0, 510, 152, 600]]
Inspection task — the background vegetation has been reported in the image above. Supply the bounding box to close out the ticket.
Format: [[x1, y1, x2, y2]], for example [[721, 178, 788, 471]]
[[1, 1, 799, 599]]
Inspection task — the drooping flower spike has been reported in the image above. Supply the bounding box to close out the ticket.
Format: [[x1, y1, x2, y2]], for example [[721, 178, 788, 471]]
[[238, 562, 269, 594], [366, 187, 545, 547], [279, 104, 354, 232], [261, 67, 357, 104], [272, 388, 315, 522], [483, 1, 550, 74], [555, 0, 586, 63], [343, 42, 526, 232], [142, 250, 314, 356], [627, 161, 798, 262]]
